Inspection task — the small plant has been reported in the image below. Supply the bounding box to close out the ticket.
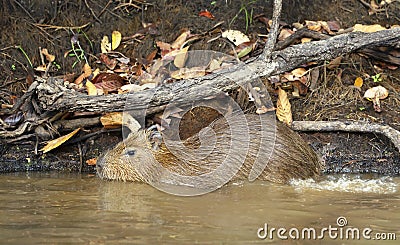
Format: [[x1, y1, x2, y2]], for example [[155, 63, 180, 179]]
[[15, 45, 33, 68], [67, 29, 90, 68], [371, 73, 382, 83], [229, 0, 257, 33]]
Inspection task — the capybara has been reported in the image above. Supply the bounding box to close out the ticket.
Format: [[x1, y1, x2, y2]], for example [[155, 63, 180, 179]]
[[97, 114, 324, 188]]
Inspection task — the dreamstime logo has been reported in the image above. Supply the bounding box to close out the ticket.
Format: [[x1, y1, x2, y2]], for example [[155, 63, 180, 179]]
[[122, 50, 276, 196], [257, 216, 397, 241]]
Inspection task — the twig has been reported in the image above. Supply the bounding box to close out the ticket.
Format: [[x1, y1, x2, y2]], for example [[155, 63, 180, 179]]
[[291, 120, 400, 152], [12, 0, 36, 22], [261, 0, 282, 61], [84, 0, 102, 23], [33, 23, 90, 31]]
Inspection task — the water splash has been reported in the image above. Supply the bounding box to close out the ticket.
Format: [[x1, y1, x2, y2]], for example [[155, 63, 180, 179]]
[[290, 175, 398, 194]]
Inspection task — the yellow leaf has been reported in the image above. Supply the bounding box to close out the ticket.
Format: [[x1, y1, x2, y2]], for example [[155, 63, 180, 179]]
[[173, 46, 189, 68], [40, 128, 80, 153], [301, 37, 312, 43], [276, 87, 293, 125], [100, 112, 123, 128], [354, 77, 363, 88], [291, 68, 307, 78], [101, 35, 111, 53], [86, 80, 98, 95], [353, 24, 386, 33], [111, 31, 122, 50]]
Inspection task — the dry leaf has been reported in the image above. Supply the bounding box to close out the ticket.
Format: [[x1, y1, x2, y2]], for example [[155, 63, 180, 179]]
[[171, 30, 190, 49], [156, 41, 172, 53], [170, 67, 206, 79], [86, 80, 98, 95], [173, 46, 189, 68], [327, 21, 341, 32], [309, 68, 320, 91], [100, 112, 123, 128], [354, 77, 363, 88], [99, 53, 117, 70], [301, 37, 312, 43], [91, 73, 125, 93], [221, 30, 250, 46], [199, 10, 215, 19], [120, 83, 156, 93], [327, 56, 342, 70], [40, 128, 80, 153], [74, 63, 92, 85], [86, 158, 97, 166], [278, 28, 294, 41], [235, 41, 255, 58], [305, 20, 321, 32], [291, 68, 307, 78], [101, 35, 111, 53], [363, 85, 388, 112], [34, 64, 47, 72], [41, 48, 55, 62], [111, 31, 122, 50], [207, 58, 222, 72], [276, 87, 293, 125], [353, 24, 386, 33]]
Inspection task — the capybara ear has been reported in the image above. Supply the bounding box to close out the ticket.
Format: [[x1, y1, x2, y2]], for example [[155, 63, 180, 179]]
[[122, 113, 142, 134], [147, 126, 163, 151]]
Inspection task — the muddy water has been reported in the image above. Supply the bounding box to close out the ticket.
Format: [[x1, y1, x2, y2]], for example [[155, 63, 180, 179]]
[[0, 172, 399, 244]]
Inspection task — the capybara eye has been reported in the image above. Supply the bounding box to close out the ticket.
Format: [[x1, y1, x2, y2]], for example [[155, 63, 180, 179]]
[[126, 149, 136, 156]]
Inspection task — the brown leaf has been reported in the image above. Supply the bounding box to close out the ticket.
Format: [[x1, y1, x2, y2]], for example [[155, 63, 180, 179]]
[[292, 80, 308, 96], [327, 56, 342, 70], [327, 21, 341, 32], [278, 28, 294, 41], [199, 10, 215, 20], [171, 30, 190, 49], [74, 63, 92, 85], [41, 48, 55, 62], [146, 49, 158, 64], [92, 73, 125, 93], [99, 53, 117, 70], [86, 158, 97, 166], [276, 87, 292, 125], [156, 41, 171, 53], [40, 128, 80, 153], [100, 112, 123, 128], [309, 68, 320, 91], [305, 20, 321, 32]]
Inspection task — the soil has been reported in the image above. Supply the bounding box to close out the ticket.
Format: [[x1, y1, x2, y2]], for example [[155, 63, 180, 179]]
[[0, 0, 399, 175]]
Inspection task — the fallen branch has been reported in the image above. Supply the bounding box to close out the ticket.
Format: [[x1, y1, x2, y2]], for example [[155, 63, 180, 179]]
[[292, 120, 400, 152], [32, 28, 400, 114]]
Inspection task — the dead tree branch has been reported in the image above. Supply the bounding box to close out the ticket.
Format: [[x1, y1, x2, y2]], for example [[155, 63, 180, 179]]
[[31, 28, 400, 114]]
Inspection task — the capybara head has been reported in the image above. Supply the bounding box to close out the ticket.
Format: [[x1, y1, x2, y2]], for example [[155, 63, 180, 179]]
[[97, 130, 155, 182]]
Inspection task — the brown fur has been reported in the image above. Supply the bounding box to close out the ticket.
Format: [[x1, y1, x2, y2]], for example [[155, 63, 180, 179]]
[[97, 114, 325, 187]]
